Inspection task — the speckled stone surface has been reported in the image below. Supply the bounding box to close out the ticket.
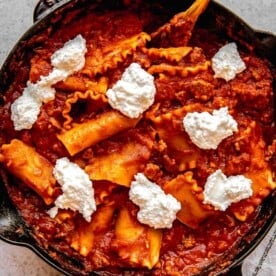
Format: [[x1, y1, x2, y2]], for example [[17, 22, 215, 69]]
[[219, 0, 276, 34], [0, 0, 275, 275]]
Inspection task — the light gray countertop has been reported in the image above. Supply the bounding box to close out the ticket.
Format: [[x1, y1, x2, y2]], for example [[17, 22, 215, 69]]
[[0, 0, 275, 275]]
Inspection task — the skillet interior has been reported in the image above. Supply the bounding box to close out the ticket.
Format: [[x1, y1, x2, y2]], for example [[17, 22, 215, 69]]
[[0, 0, 275, 275]]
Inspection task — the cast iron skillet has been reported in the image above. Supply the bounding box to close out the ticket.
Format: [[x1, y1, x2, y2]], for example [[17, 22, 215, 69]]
[[0, 0, 275, 275]]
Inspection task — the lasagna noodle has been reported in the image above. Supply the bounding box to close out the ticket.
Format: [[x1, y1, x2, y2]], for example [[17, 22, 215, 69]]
[[240, 120, 267, 170], [0, 139, 56, 204], [226, 120, 275, 221], [164, 172, 216, 229], [62, 88, 108, 129], [70, 203, 115, 257], [83, 32, 151, 77], [147, 104, 202, 171], [142, 47, 193, 63], [55, 75, 88, 92], [155, 123, 199, 171], [148, 61, 211, 77], [85, 131, 154, 187], [230, 169, 276, 221], [57, 110, 140, 156], [112, 206, 162, 269]]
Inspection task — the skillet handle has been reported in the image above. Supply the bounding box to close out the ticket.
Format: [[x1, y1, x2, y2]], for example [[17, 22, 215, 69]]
[[33, 0, 69, 22]]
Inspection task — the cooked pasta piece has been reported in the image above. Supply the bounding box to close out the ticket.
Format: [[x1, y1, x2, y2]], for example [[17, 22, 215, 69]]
[[155, 124, 199, 171], [70, 203, 115, 256], [147, 104, 203, 171], [148, 61, 211, 77], [85, 77, 109, 95], [57, 110, 140, 156], [83, 32, 151, 77], [0, 139, 56, 204], [55, 75, 88, 92], [112, 205, 162, 269], [142, 47, 193, 63], [62, 89, 108, 129], [230, 169, 275, 221], [85, 130, 154, 187], [164, 172, 216, 228]]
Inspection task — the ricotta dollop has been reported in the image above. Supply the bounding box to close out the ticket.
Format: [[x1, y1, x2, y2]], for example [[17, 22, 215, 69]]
[[129, 173, 181, 229], [183, 107, 238, 150], [10, 91, 41, 130], [211, 42, 246, 81], [203, 169, 253, 211], [51, 34, 87, 73], [11, 35, 87, 131], [48, 157, 96, 222], [106, 62, 156, 118]]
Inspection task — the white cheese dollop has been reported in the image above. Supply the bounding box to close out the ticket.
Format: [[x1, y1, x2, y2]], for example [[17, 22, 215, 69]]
[[48, 157, 96, 222], [11, 90, 41, 130], [129, 173, 181, 229], [25, 71, 66, 103], [51, 34, 87, 73], [106, 62, 156, 118], [183, 107, 238, 150], [11, 35, 87, 131], [211, 42, 246, 81], [203, 169, 253, 211]]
